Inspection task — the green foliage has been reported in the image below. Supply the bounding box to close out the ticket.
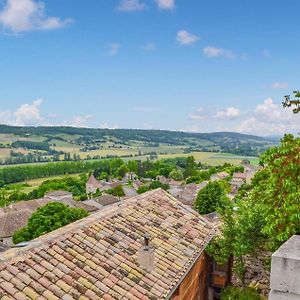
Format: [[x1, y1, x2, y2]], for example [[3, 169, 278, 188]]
[[195, 181, 228, 214], [208, 134, 300, 286], [208, 197, 266, 285], [0, 160, 102, 185], [137, 185, 150, 194], [183, 156, 197, 178], [254, 134, 300, 248], [12, 141, 51, 152], [221, 286, 262, 300], [106, 185, 125, 197], [4, 176, 87, 203], [282, 90, 300, 114], [0, 125, 275, 157], [149, 180, 169, 191], [169, 168, 184, 181], [13, 202, 89, 244], [137, 180, 169, 194]]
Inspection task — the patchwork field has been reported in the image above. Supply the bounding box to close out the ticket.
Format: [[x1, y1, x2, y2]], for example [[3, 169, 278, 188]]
[[0, 125, 275, 167]]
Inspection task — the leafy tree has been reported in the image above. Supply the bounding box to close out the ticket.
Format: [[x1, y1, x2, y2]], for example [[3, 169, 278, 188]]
[[221, 286, 262, 300], [169, 169, 184, 181], [13, 202, 89, 244], [282, 90, 300, 113], [254, 134, 300, 248], [116, 164, 128, 178], [207, 200, 266, 286], [127, 160, 138, 173], [137, 185, 150, 194], [183, 156, 197, 178], [145, 170, 159, 179], [195, 181, 228, 214], [107, 185, 125, 197], [149, 180, 169, 191], [208, 134, 300, 287], [98, 171, 109, 181]]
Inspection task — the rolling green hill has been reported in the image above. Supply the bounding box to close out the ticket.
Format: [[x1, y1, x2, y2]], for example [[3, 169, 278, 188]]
[[0, 124, 278, 166]]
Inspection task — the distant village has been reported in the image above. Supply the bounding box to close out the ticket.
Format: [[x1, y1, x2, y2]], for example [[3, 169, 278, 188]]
[[0, 158, 297, 300], [0, 163, 257, 250]]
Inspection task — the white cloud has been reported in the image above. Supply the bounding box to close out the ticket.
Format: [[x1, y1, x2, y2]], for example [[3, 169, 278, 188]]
[[271, 82, 289, 89], [188, 113, 205, 121], [117, 0, 145, 12], [0, 110, 12, 124], [188, 107, 206, 120], [141, 42, 156, 51], [234, 98, 299, 136], [108, 43, 120, 56], [142, 123, 154, 129], [182, 124, 202, 133], [176, 30, 199, 45], [0, 0, 72, 33], [99, 122, 119, 129], [0, 100, 97, 127], [203, 46, 235, 59], [70, 115, 93, 128], [13, 99, 44, 125], [155, 0, 175, 10], [216, 107, 240, 120]]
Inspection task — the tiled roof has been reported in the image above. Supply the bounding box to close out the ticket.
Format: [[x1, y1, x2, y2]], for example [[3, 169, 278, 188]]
[[0, 189, 215, 300], [86, 174, 99, 186], [123, 186, 138, 198], [90, 195, 121, 207], [0, 209, 32, 238], [216, 172, 230, 179], [0, 243, 9, 253], [0, 198, 97, 238], [45, 191, 73, 197], [233, 172, 246, 179]]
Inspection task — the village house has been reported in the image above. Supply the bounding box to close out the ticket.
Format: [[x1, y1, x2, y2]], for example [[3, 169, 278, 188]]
[[132, 179, 143, 190], [86, 174, 102, 194], [0, 194, 97, 247], [123, 186, 138, 197], [123, 172, 137, 182], [0, 189, 231, 300], [44, 190, 73, 201], [157, 176, 182, 187], [210, 172, 230, 182], [244, 164, 259, 184], [86, 174, 124, 195], [83, 194, 121, 210], [230, 172, 247, 194], [178, 181, 209, 206]]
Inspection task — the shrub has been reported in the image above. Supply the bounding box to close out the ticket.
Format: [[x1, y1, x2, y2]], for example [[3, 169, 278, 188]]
[[221, 287, 262, 300]]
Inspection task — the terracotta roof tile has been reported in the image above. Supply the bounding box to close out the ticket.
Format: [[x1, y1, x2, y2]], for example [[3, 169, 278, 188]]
[[0, 189, 215, 300]]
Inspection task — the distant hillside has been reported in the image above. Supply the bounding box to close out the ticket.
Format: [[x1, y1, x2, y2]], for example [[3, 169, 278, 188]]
[[0, 124, 277, 165]]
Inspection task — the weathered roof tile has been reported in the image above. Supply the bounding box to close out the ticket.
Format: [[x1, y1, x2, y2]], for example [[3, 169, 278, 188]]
[[0, 189, 215, 300]]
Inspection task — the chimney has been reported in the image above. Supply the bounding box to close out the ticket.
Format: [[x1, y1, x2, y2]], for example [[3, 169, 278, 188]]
[[137, 233, 155, 272]]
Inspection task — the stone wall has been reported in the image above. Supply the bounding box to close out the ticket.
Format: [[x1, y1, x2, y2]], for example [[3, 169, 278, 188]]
[[269, 235, 300, 300]]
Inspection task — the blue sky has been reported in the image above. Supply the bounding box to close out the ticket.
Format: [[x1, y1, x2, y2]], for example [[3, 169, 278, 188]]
[[0, 0, 299, 136]]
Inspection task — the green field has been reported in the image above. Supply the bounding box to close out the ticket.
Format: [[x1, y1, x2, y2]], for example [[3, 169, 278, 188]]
[[0, 125, 275, 167], [158, 152, 260, 166], [20, 174, 82, 193]]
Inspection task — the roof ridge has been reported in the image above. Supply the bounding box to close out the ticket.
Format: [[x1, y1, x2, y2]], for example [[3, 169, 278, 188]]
[[0, 188, 213, 262], [0, 189, 164, 261]]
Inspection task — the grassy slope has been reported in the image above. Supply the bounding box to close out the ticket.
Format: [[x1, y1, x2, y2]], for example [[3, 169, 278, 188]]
[[0, 125, 276, 166]]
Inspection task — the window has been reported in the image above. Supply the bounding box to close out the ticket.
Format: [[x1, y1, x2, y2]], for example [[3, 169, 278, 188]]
[[213, 261, 227, 274]]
